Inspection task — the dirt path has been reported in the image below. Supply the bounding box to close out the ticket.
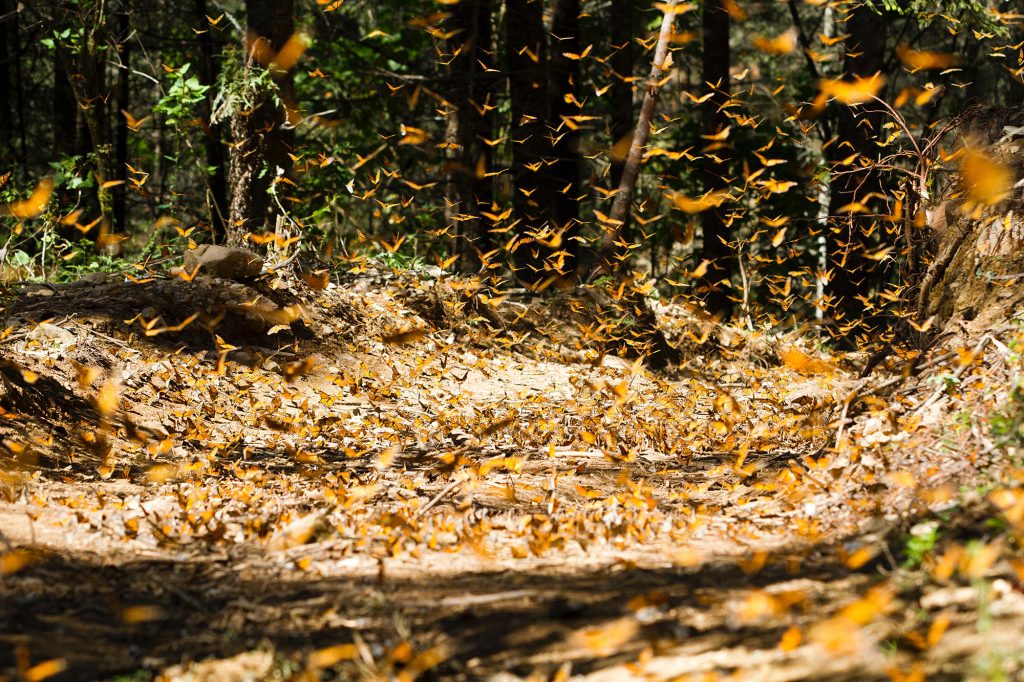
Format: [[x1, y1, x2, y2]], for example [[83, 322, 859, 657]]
[[2, 274, 1023, 681]]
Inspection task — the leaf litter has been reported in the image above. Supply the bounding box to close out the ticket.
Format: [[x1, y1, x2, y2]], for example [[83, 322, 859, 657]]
[[1, 267, 1023, 681]]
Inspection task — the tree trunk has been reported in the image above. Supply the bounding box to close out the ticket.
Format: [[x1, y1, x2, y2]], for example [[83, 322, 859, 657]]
[[609, 0, 635, 190], [505, 0, 550, 285], [697, 0, 732, 319], [0, 0, 14, 171], [52, 58, 82, 156], [12, 2, 24, 170], [3, 2, 28, 174], [54, 10, 114, 233], [0, 1, 28, 177], [228, 0, 294, 240], [52, 49, 85, 160], [825, 3, 887, 325], [113, 9, 130, 234], [195, 0, 228, 243], [546, 0, 581, 270], [445, 0, 494, 272], [52, 45, 80, 237]]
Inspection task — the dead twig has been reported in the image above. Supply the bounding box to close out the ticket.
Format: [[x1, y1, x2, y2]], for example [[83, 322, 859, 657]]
[[912, 334, 993, 417], [416, 478, 463, 518], [834, 378, 871, 451]]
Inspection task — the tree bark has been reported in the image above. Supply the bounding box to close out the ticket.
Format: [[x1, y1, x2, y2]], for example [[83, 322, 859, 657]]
[[0, 0, 14, 171], [505, 0, 550, 285], [50, 0, 113, 232], [0, 1, 28, 177], [113, 9, 130, 234], [227, 0, 294, 240], [57, 41, 112, 224], [546, 0, 581, 269], [697, 0, 732, 319], [12, 2, 24, 170], [52, 47, 86, 160], [609, 0, 636, 190], [445, 0, 494, 272], [825, 3, 887, 325], [52, 39, 81, 237], [195, 0, 228, 243]]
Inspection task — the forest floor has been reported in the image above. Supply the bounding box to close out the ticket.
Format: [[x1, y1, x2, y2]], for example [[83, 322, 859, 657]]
[[1, 266, 1023, 682]]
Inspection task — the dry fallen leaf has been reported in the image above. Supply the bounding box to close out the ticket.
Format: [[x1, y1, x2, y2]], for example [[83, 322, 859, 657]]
[[267, 513, 324, 551]]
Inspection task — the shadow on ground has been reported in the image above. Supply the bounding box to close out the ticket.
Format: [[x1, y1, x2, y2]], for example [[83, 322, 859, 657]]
[[0, 544, 899, 681]]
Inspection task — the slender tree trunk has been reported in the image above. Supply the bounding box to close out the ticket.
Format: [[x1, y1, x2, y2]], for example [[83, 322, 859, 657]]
[[53, 49, 80, 236], [825, 3, 887, 324], [54, 6, 114, 232], [591, 0, 681, 370], [13, 8, 25, 172], [51, 45, 87, 161], [697, 0, 732, 319], [78, 38, 113, 228], [445, 0, 494, 272], [0, 0, 14, 171], [228, 0, 294, 240], [195, 0, 228, 242], [113, 9, 130, 234], [471, 0, 494, 264], [52, 57, 78, 154], [609, 0, 635, 190], [1, 1, 28, 177], [595, 0, 677, 273], [547, 0, 581, 269], [505, 0, 549, 285]]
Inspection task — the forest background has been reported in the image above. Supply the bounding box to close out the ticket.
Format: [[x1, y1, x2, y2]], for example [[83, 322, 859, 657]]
[[4, 0, 1024, 680], [1, 0, 1020, 343]]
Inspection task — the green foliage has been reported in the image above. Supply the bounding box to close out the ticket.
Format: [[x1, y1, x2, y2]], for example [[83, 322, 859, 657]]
[[902, 522, 940, 568], [51, 238, 154, 283], [374, 250, 428, 273], [875, 0, 1009, 35], [990, 325, 1024, 451], [40, 27, 83, 51], [990, 379, 1024, 450], [49, 155, 94, 191], [154, 64, 210, 127], [211, 49, 280, 125]]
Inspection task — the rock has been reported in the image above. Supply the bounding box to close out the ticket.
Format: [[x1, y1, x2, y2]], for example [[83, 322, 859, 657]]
[[160, 650, 274, 682], [183, 245, 263, 281], [600, 354, 633, 371], [783, 380, 830, 406]]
